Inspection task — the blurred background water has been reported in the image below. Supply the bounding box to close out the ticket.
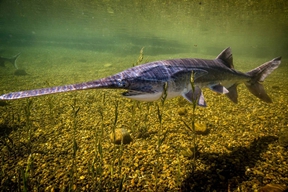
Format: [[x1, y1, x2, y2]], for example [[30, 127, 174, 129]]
[[0, 0, 287, 59]]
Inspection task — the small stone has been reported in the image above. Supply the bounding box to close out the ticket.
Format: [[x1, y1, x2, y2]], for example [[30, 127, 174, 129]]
[[177, 107, 187, 116], [194, 123, 208, 135], [110, 128, 132, 145], [180, 147, 194, 158]]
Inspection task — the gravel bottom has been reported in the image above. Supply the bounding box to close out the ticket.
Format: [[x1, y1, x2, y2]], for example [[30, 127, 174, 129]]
[[0, 47, 287, 191]]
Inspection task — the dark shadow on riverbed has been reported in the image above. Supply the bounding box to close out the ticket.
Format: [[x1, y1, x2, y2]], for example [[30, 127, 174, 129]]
[[181, 136, 278, 191]]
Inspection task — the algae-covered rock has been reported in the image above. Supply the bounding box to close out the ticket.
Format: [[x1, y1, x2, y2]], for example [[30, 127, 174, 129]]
[[279, 128, 288, 147], [180, 147, 194, 158], [110, 128, 132, 145], [180, 143, 199, 159], [177, 107, 187, 116], [194, 123, 208, 135]]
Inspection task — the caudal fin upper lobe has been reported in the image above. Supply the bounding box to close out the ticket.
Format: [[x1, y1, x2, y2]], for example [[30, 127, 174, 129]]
[[245, 57, 281, 103]]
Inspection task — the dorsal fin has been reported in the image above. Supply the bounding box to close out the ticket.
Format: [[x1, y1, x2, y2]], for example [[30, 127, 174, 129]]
[[216, 47, 234, 69]]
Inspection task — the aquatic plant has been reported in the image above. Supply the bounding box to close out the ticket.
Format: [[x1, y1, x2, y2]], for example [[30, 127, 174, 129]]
[[153, 82, 169, 190], [108, 100, 128, 190], [110, 99, 119, 150], [117, 135, 126, 191], [0, 102, 13, 126], [71, 98, 80, 158], [139, 102, 151, 138], [113, 100, 119, 131], [46, 96, 57, 124], [89, 126, 104, 191], [15, 106, 22, 125], [97, 94, 106, 138], [9, 106, 16, 125], [131, 101, 151, 139], [69, 97, 80, 191], [23, 99, 33, 154], [189, 71, 199, 172], [133, 47, 144, 67], [108, 100, 117, 179], [89, 92, 107, 191], [129, 47, 145, 135], [45, 81, 56, 124], [130, 101, 137, 135], [0, 155, 4, 184], [181, 71, 199, 173], [176, 149, 182, 189], [0, 134, 16, 159], [0, 107, 17, 157], [20, 154, 34, 192], [118, 174, 126, 192], [101, 91, 106, 106]]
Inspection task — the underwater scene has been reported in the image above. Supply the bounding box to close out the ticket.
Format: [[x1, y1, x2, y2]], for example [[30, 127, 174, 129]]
[[0, 0, 288, 191]]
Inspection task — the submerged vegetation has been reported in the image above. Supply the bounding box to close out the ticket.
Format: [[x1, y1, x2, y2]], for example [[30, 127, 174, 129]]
[[0, 47, 287, 191]]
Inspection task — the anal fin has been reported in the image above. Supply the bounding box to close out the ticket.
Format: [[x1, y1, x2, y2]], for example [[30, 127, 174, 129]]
[[225, 84, 238, 103]]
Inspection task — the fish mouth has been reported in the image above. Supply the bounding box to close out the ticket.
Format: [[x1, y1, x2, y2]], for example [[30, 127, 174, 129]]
[[122, 90, 162, 102], [122, 90, 145, 96]]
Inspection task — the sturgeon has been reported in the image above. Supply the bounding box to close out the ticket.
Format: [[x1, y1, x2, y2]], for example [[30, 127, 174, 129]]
[[0, 47, 281, 106]]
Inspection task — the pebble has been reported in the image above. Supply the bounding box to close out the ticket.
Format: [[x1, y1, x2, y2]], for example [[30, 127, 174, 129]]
[[177, 107, 187, 116], [110, 128, 133, 144], [194, 123, 208, 135]]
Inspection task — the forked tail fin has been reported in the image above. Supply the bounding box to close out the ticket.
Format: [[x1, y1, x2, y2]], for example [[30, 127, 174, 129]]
[[8, 52, 21, 69], [245, 57, 281, 103]]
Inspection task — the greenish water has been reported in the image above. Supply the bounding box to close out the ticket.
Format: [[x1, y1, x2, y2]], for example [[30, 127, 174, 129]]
[[1, 0, 287, 58], [0, 1, 288, 191]]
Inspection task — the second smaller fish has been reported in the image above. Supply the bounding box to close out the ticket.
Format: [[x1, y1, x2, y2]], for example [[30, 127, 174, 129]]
[[0, 52, 21, 69]]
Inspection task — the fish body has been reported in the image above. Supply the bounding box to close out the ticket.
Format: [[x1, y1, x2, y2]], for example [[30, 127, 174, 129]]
[[0, 47, 281, 106], [0, 53, 21, 69]]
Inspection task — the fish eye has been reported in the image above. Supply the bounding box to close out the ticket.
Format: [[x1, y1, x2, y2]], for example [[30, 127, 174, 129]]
[[117, 79, 129, 88]]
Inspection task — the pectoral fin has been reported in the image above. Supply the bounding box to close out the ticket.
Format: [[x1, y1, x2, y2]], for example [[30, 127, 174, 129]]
[[182, 87, 207, 107], [209, 84, 229, 94]]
